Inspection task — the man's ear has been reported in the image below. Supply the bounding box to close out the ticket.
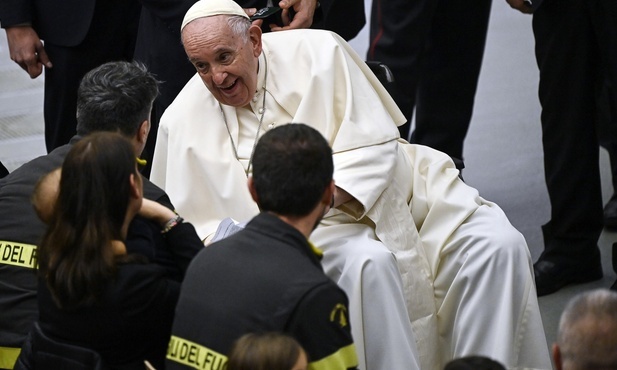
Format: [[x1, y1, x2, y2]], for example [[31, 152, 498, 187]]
[[138, 119, 150, 145], [248, 176, 259, 204], [321, 181, 335, 213], [248, 24, 263, 57]]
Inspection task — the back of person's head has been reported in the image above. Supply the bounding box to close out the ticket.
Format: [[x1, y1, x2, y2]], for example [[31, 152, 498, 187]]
[[76, 61, 159, 138], [444, 356, 506, 370], [554, 289, 617, 370], [31, 168, 61, 224], [251, 123, 333, 217], [227, 332, 307, 370], [38, 132, 139, 309]]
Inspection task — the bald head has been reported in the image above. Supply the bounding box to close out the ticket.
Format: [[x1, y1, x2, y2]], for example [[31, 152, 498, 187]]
[[554, 289, 617, 370]]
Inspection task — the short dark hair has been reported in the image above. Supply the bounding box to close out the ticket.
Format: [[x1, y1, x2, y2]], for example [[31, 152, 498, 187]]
[[251, 124, 333, 217], [76, 61, 159, 137]]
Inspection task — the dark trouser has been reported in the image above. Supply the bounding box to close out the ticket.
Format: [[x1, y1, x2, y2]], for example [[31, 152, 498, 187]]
[[0, 161, 8, 178], [597, 80, 617, 194], [367, 0, 491, 162], [533, 0, 617, 262], [43, 0, 140, 152]]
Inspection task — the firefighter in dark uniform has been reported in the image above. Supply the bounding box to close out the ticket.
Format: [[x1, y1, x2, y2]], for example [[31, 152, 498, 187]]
[[167, 124, 358, 370], [0, 61, 200, 369], [0, 147, 63, 369]]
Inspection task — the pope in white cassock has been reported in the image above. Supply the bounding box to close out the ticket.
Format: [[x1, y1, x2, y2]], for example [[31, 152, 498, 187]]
[[151, 0, 552, 369]]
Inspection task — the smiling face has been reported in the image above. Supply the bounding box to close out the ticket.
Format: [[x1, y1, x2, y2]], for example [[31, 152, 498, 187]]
[[182, 16, 262, 108]]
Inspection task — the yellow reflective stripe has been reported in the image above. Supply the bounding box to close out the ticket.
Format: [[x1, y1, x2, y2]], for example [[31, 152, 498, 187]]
[[0, 346, 21, 369], [136, 157, 147, 166], [307, 241, 323, 258], [166, 335, 228, 370], [0, 241, 37, 269], [309, 344, 358, 370]]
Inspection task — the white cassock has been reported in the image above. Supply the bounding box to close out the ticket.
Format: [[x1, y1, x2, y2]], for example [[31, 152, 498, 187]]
[[151, 29, 551, 370]]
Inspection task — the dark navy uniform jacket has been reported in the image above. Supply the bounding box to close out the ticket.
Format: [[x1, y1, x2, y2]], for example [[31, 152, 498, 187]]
[[167, 212, 358, 370], [0, 136, 200, 367]]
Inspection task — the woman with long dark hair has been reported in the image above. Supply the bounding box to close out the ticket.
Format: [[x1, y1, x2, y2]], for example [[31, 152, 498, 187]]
[[19, 132, 201, 369]]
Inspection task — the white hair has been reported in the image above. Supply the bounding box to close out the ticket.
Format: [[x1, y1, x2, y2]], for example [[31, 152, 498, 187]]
[[557, 289, 617, 370], [227, 15, 251, 43]]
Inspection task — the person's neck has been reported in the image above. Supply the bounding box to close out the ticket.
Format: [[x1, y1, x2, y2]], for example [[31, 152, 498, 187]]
[[276, 215, 313, 239], [271, 206, 325, 239]]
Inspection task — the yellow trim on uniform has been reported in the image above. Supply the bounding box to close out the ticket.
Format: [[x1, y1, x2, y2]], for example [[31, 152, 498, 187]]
[[0, 346, 21, 369], [307, 241, 323, 258], [166, 335, 228, 370], [308, 343, 358, 370], [0, 241, 37, 269], [136, 157, 148, 166]]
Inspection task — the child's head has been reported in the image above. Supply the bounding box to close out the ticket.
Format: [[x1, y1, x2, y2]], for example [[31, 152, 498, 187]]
[[227, 332, 307, 370], [31, 168, 62, 224]]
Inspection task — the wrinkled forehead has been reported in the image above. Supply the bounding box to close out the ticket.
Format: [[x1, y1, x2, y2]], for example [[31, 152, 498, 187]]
[[182, 17, 239, 57]]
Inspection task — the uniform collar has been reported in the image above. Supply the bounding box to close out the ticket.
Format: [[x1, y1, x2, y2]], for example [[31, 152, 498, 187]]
[[246, 212, 324, 263]]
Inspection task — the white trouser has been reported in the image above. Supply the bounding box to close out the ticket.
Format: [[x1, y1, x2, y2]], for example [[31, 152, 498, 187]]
[[313, 221, 422, 370]]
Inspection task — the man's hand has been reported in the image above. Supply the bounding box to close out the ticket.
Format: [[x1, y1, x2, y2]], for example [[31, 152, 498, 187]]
[[244, 8, 265, 29], [270, 0, 317, 31], [5, 26, 52, 78], [505, 0, 533, 14]]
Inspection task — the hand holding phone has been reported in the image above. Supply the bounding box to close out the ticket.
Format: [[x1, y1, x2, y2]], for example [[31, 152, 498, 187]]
[[250, 7, 285, 27]]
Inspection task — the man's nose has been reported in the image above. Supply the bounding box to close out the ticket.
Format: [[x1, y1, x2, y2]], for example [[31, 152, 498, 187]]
[[211, 66, 228, 85]]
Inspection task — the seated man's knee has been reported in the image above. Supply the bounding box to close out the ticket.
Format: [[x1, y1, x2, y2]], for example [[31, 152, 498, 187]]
[[443, 205, 530, 271]]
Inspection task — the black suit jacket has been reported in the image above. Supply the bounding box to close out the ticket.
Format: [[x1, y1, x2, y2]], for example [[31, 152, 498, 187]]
[[0, 0, 96, 46]]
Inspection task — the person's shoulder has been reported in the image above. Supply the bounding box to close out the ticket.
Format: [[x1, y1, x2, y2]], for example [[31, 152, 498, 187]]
[[184, 228, 255, 270], [167, 74, 210, 108], [2, 145, 68, 184], [311, 277, 348, 300], [264, 29, 342, 46], [199, 230, 248, 256], [263, 29, 351, 73], [160, 73, 217, 128], [142, 176, 174, 209], [184, 239, 221, 269], [0, 146, 68, 215]]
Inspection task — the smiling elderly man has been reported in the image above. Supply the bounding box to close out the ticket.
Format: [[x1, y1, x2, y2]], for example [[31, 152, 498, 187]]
[[150, 0, 552, 369]]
